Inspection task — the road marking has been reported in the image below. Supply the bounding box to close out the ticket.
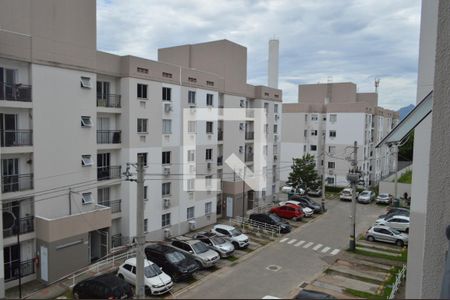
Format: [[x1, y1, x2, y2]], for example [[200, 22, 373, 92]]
[[303, 242, 314, 249], [287, 239, 297, 244], [313, 244, 323, 251], [294, 241, 305, 247], [321, 246, 331, 253], [280, 238, 289, 243], [330, 249, 340, 255]]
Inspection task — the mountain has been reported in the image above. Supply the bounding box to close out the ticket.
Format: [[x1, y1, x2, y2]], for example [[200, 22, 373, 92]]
[[398, 104, 415, 120]]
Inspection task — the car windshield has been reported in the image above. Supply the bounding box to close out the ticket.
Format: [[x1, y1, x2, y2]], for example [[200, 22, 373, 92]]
[[144, 264, 162, 278], [391, 228, 402, 235], [269, 214, 282, 222], [360, 192, 369, 196], [380, 193, 389, 197], [166, 251, 186, 263], [230, 228, 242, 237], [211, 236, 226, 245], [191, 242, 209, 254]]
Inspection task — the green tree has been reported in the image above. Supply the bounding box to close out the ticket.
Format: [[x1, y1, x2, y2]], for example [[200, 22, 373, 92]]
[[287, 154, 321, 191], [398, 132, 414, 161]]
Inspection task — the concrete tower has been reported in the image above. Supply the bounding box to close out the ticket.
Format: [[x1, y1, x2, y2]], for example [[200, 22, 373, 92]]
[[268, 39, 279, 89]]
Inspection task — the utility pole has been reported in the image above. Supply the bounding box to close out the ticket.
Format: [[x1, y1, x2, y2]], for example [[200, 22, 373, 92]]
[[242, 167, 246, 225], [346, 141, 360, 251], [393, 144, 399, 204], [321, 150, 326, 212]]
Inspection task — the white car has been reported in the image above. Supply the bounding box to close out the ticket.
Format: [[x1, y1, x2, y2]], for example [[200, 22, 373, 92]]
[[117, 258, 173, 295], [279, 200, 313, 217], [211, 224, 249, 249], [281, 185, 305, 195], [376, 193, 393, 204], [340, 188, 353, 201], [375, 215, 410, 233]]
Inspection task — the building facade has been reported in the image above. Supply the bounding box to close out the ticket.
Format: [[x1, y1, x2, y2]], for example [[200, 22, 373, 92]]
[[281, 82, 398, 187]]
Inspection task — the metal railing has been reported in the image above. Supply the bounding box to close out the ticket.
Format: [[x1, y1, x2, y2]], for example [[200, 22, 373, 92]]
[[98, 199, 121, 214], [3, 216, 34, 238], [389, 264, 407, 299], [1, 173, 33, 193], [218, 130, 223, 141], [217, 156, 223, 166], [4, 259, 35, 282], [97, 94, 121, 108], [111, 233, 123, 248], [0, 130, 33, 147], [245, 131, 254, 140], [0, 82, 32, 102], [97, 130, 121, 144], [245, 153, 254, 162], [97, 166, 121, 181], [230, 216, 281, 238]]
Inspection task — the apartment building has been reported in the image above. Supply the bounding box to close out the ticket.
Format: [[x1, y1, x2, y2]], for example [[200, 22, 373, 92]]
[[0, 0, 281, 294], [281, 82, 399, 187]]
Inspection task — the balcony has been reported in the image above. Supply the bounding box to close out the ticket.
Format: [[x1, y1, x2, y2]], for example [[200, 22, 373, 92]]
[[97, 130, 121, 144], [97, 166, 122, 181], [0, 82, 32, 102], [217, 156, 223, 166], [97, 94, 121, 108], [245, 153, 254, 163], [98, 199, 121, 214], [218, 129, 223, 141], [111, 233, 123, 248], [3, 216, 34, 238], [4, 259, 35, 283], [1, 130, 33, 147], [1, 173, 33, 193], [245, 131, 254, 140]]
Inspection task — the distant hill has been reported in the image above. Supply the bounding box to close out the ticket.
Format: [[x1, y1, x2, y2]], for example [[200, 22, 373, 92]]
[[398, 104, 415, 120]]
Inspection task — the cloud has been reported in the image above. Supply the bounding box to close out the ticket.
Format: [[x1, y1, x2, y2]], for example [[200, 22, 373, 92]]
[[97, 0, 420, 110]]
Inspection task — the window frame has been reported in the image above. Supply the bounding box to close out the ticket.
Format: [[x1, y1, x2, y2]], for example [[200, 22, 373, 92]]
[[162, 151, 171, 165], [329, 130, 337, 138], [81, 192, 94, 204], [137, 118, 148, 133], [137, 152, 148, 166], [81, 116, 92, 128], [80, 76, 92, 88], [162, 213, 171, 227], [81, 155, 93, 166], [162, 119, 172, 134], [137, 83, 148, 99], [206, 94, 214, 106], [205, 148, 213, 160], [206, 121, 214, 134], [205, 202, 212, 215], [162, 87, 172, 101], [162, 182, 171, 196], [187, 206, 195, 220]]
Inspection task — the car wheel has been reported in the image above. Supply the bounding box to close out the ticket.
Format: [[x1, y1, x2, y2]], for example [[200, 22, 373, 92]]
[[367, 236, 375, 242], [232, 241, 239, 249], [145, 286, 151, 296], [118, 274, 124, 280], [396, 240, 404, 247], [405, 228, 409, 234], [73, 292, 80, 300]]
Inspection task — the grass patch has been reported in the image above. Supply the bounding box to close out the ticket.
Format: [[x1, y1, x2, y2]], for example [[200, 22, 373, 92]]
[[325, 268, 381, 285], [397, 170, 412, 184], [226, 255, 239, 262], [242, 247, 254, 253], [351, 248, 407, 262], [230, 262, 239, 267], [57, 288, 73, 299], [344, 288, 383, 300]]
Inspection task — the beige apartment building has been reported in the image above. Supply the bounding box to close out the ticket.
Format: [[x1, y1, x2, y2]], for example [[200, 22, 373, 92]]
[[0, 0, 281, 295], [281, 82, 399, 187]]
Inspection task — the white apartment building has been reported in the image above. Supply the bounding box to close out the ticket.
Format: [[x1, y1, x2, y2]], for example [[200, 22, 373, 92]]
[[0, 0, 281, 294], [281, 82, 399, 187]]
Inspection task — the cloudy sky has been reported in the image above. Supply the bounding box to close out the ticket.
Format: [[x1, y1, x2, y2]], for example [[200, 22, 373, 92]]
[[97, 0, 421, 110]]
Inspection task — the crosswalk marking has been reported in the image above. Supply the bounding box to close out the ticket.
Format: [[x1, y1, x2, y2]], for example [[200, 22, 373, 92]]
[[303, 242, 314, 249], [280, 238, 289, 243], [313, 244, 323, 251], [330, 249, 340, 256], [321, 247, 331, 253], [287, 239, 297, 245], [294, 241, 305, 247]]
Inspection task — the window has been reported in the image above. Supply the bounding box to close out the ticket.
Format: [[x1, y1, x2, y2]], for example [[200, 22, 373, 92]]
[[137, 119, 148, 133], [144, 186, 148, 200], [123, 264, 133, 272], [328, 146, 336, 154], [188, 77, 197, 83], [311, 114, 318, 121], [81, 116, 92, 127], [240, 99, 245, 108], [187, 178, 195, 191], [187, 207, 194, 220], [305, 114, 308, 122], [162, 72, 172, 78], [188, 91, 196, 104], [162, 151, 171, 165], [162, 119, 172, 134], [81, 155, 93, 166], [264, 92, 270, 96], [80, 76, 91, 88], [205, 175, 212, 188], [329, 130, 336, 138], [162, 182, 171, 196], [96, 81, 110, 100], [274, 104, 279, 113], [206, 94, 214, 106], [264, 103, 269, 112], [326, 177, 335, 184], [205, 202, 212, 215], [162, 213, 171, 227], [328, 161, 335, 169], [162, 87, 171, 101], [304, 130, 307, 137], [188, 121, 196, 133], [206, 121, 214, 134], [137, 153, 148, 166], [144, 219, 148, 232], [274, 94, 279, 98], [81, 192, 93, 204], [265, 124, 269, 134], [187, 150, 195, 162], [137, 67, 149, 74], [206, 148, 212, 160], [330, 114, 337, 122], [311, 130, 318, 136], [310, 145, 317, 151], [206, 81, 214, 86], [137, 84, 148, 99], [273, 124, 278, 134]]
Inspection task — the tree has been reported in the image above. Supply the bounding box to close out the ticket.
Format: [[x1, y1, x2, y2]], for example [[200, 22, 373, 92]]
[[287, 154, 321, 191], [398, 132, 414, 161]]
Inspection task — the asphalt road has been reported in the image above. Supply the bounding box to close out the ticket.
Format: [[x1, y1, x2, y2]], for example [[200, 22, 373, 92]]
[[176, 198, 386, 299]]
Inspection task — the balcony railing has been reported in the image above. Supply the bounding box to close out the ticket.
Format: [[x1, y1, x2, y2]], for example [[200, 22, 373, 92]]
[[3, 216, 34, 238], [0, 82, 32, 102], [97, 166, 122, 181], [245, 131, 254, 140], [4, 259, 35, 282], [97, 130, 121, 144], [111, 233, 123, 248], [218, 130, 223, 141], [245, 153, 254, 163], [217, 156, 223, 166], [1, 173, 33, 193], [0, 130, 33, 147], [98, 199, 121, 214], [97, 94, 121, 108]]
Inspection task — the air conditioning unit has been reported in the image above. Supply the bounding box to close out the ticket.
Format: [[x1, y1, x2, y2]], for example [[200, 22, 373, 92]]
[[328, 169, 334, 175], [163, 198, 171, 209], [239, 146, 243, 153], [188, 220, 196, 231], [207, 162, 212, 170], [163, 166, 170, 176], [164, 228, 171, 239], [239, 123, 244, 130], [164, 103, 172, 113]]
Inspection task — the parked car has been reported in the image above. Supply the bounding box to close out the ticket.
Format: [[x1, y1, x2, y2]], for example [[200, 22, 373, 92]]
[[171, 238, 220, 268], [144, 243, 199, 282], [376, 193, 393, 204], [270, 203, 304, 221], [378, 207, 410, 219], [211, 224, 249, 249], [375, 215, 410, 233], [307, 188, 322, 197], [249, 213, 291, 233], [365, 225, 408, 247], [294, 289, 336, 299], [279, 200, 314, 217], [289, 195, 322, 213], [339, 188, 353, 201], [193, 232, 235, 258], [357, 190, 376, 204], [72, 274, 133, 299], [281, 185, 305, 195], [117, 258, 173, 295]]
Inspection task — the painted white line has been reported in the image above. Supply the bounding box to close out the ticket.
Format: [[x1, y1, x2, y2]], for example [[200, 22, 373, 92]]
[[287, 239, 297, 245], [294, 241, 305, 247], [280, 238, 289, 243], [303, 242, 314, 249], [321, 246, 331, 253], [330, 249, 340, 256], [313, 244, 323, 251]]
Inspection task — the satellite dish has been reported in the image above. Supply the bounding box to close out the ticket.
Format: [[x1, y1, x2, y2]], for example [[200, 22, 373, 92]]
[[2, 211, 16, 231]]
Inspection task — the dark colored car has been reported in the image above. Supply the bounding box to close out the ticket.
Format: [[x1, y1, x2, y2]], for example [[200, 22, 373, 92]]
[[145, 243, 199, 282], [249, 213, 291, 233], [72, 274, 133, 299], [270, 203, 304, 220], [294, 289, 336, 299], [378, 207, 410, 219], [290, 195, 322, 213]]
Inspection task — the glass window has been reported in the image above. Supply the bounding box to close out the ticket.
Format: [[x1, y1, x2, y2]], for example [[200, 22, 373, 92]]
[[162, 151, 171, 164], [162, 87, 171, 101], [137, 84, 148, 99], [206, 94, 214, 106], [162, 182, 171, 196], [162, 213, 171, 227], [329, 114, 337, 122], [310, 145, 317, 151], [137, 152, 148, 166], [166, 251, 185, 263], [192, 242, 208, 254], [144, 219, 148, 232], [162, 119, 172, 134], [188, 121, 196, 133], [205, 202, 212, 214], [205, 148, 213, 160], [137, 119, 148, 133], [187, 150, 195, 162], [144, 264, 162, 278], [187, 206, 194, 220], [188, 91, 196, 104], [206, 121, 214, 134], [329, 130, 337, 138], [328, 161, 335, 169]]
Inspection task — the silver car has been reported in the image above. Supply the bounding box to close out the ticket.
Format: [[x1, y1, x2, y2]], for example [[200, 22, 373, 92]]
[[376, 193, 393, 204], [358, 190, 375, 204], [365, 225, 408, 247], [171, 239, 220, 268], [193, 232, 235, 258]]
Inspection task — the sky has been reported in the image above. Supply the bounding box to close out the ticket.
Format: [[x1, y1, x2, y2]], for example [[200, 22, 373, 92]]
[[97, 0, 421, 111]]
